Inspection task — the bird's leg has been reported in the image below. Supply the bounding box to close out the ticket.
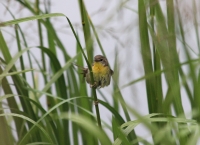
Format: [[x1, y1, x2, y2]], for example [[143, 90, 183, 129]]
[[94, 100, 99, 105]]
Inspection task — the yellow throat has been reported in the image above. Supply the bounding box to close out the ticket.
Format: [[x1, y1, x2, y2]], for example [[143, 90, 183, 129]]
[[92, 62, 109, 75]]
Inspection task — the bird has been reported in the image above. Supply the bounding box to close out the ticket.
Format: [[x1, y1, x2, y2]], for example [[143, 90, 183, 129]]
[[79, 55, 114, 88]]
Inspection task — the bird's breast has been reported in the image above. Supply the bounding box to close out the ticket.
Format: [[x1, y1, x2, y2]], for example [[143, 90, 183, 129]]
[[92, 62, 109, 75]]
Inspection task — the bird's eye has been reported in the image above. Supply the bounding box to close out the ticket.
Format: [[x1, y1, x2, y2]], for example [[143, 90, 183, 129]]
[[100, 59, 103, 61]]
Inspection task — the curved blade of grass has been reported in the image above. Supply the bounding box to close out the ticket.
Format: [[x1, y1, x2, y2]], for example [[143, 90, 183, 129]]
[[0, 113, 54, 144], [0, 13, 65, 27], [98, 100, 125, 124], [112, 119, 132, 145], [59, 113, 112, 145], [38, 50, 79, 95], [0, 47, 30, 82], [0, 94, 18, 102], [114, 114, 197, 145], [0, 93, 58, 144], [121, 58, 200, 89], [0, 69, 33, 78], [186, 125, 200, 145], [18, 96, 92, 145], [88, 16, 106, 57]]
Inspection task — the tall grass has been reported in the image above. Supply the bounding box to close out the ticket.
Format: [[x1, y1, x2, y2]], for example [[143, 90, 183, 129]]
[[0, 0, 200, 145]]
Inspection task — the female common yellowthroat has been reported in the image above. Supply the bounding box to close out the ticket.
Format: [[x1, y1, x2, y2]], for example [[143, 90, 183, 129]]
[[82, 55, 114, 88]]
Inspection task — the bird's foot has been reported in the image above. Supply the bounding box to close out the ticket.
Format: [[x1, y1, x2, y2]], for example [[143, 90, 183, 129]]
[[94, 100, 99, 105], [90, 82, 98, 88]]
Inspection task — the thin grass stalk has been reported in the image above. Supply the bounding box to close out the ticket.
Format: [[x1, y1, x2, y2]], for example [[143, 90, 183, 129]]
[[15, 23, 39, 114], [15, 25, 26, 79], [79, 0, 93, 62], [192, 0, 200, 52], [138, 0, 157, 114], [35, 0, 47, 84], [46, 21, 57, 110], [66, 17, 102, 129], [149, 2, 164, 141], [16, 24, 38, 103], [153, 2, 184, 116], [138, 2, 158, 144], [191, 0, 200, 123], [88, 19, 126, 131], [66, 72, 79, 145], [76, 0, 102, 128], [175, 0, 197, 119], [0, 66, 27, 140], [166, 0, 184, 116], [166, 1, 189, 144], [150, 0, 163, 114], [77, 2, 101, 130], [113, 52, 120, 112], [112, 117, 119, 141], [88, 18, 106, 57], [76, 43, 97, 145], [0, 103, 14, 145], [35, 0, 51, 114], [111, 52, 138, 143]]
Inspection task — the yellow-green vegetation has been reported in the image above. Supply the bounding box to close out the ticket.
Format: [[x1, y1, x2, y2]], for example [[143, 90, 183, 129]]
[[0, 0, 200, 145]]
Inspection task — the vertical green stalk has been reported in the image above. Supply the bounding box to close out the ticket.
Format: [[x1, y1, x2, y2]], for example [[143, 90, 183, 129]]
[[0, 101, 13, 145], [138, 0, 157, 114], [192, 0, 200, 52], [192, 0, 200, 123], [79, 0, 93, 62], [78, 0, 102, 129], [175, 11, 200, 145], [150, 0, 163, 113], [0, 66, 27, 140], [154, 1, 184, 116], [166, 0, 182, 114], [175, 0, 195, 108], [66, 17, 102, 129], [15, 25, 26, 79], [35, 0, 47, 80], [167, 1, 188, 144]]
